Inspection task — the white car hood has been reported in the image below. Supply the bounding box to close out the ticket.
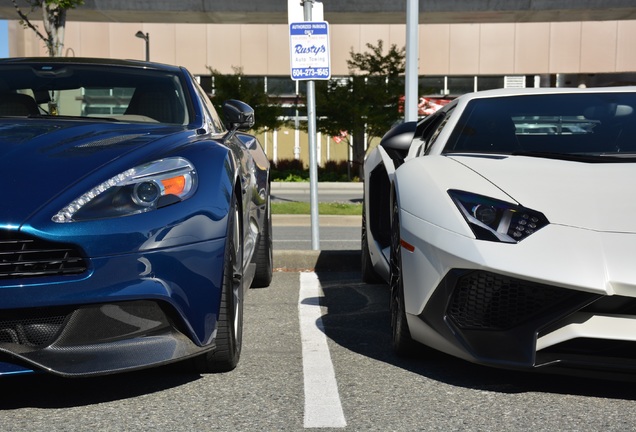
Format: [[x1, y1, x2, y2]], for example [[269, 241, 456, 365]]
[[449, 155, 636, 233]]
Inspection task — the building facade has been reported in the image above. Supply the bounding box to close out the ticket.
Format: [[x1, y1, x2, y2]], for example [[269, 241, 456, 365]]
[[8, 18, 636, 165]]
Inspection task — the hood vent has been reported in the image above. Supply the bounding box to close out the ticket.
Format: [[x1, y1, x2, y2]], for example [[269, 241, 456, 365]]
[[76, 133, 145, 149]]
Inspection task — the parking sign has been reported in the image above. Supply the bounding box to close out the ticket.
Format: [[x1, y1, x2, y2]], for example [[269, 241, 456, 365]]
[[289, 21, 331, 81]]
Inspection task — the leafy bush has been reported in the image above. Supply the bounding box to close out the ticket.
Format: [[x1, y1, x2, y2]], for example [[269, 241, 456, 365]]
[[270, 158, 308, 181], [270, 158, 359, 182]]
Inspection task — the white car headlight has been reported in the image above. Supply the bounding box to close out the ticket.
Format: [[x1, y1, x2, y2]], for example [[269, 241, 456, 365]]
[[53, 157, 197, 223], [448, 189, 549, 243]]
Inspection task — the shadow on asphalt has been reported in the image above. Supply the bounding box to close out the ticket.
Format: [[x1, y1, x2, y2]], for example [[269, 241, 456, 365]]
[[0, 365, 201, 409], [313, 271, 636, 401]]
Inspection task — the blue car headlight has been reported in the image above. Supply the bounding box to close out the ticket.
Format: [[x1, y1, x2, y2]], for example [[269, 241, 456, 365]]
[[53, 157, 197, 223], [448, 189, 549, 243]]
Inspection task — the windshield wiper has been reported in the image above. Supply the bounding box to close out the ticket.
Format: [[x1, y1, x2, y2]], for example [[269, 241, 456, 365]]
[[26, 114, 121, 122], [511, 150, 636, 163]]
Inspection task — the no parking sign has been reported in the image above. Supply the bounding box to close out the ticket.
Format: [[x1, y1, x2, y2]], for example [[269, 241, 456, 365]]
[[289, 21, 331, 81]]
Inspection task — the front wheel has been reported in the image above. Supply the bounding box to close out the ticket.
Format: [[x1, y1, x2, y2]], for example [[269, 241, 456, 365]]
[[192, 194, 244, 372], [389, 198, 415, 356]]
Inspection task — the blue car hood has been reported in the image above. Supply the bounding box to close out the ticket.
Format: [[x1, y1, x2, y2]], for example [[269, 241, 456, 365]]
[[0, 119, 185, 225]]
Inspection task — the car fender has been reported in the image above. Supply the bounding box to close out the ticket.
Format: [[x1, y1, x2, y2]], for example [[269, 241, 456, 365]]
[[394, 155, 516, 238]]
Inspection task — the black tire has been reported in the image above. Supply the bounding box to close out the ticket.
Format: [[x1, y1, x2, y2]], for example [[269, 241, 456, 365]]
[[251, 195, 273, 288], [361, 198, 383, 284], [389, 197, 416, 356], [192, 195, 244, 372]]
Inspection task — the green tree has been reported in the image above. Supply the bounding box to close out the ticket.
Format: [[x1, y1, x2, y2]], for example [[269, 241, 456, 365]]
[[208, 66, 287, 134], [313, 40, 406, 178], [12, 0, 84, 57]]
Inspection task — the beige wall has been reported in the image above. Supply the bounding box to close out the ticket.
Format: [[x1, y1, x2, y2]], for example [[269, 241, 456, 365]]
[[9, 20, 636, 76], [256, 127, 351, 167]]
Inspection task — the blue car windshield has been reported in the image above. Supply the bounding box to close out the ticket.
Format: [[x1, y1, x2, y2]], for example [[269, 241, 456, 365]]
[[0, 63, 189, 125], [444, 93, 636, 158]]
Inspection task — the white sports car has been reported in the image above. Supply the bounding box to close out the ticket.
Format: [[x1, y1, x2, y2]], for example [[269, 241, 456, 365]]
[[363, 87, 636, 375]]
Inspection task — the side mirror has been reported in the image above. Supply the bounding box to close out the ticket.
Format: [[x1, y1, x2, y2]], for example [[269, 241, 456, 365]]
[[377, 121, 417, 167], [223, 99, 255, 131], [379, 121, 416, 151]]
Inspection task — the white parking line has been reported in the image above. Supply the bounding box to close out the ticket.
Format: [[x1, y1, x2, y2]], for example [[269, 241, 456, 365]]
[[298, 272, 347, 428], [275, 240, 360, 243]]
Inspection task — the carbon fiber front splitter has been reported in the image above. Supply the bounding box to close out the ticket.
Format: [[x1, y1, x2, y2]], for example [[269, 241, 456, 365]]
[[0, 300, 208, 377]]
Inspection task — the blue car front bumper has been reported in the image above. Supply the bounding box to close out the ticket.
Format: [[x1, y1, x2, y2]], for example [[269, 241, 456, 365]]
[[0, 237, 226, 377]]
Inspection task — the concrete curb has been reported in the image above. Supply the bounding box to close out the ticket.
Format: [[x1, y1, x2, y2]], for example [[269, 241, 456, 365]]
[[274, 249, 361, 272], [272, 214, 361, 227]]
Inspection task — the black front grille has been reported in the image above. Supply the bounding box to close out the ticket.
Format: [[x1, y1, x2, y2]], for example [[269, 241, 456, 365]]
[[447, 271, 579, 330], [0, 234, 87, 279]]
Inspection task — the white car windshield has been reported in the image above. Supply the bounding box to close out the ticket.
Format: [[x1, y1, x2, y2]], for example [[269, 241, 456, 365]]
[[444, 93, 636, 158]]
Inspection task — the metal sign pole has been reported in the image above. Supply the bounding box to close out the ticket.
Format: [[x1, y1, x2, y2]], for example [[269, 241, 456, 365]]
[[405, 0, 419, 122], [303, 0, 320, 250], [289, 1, 328, 251]]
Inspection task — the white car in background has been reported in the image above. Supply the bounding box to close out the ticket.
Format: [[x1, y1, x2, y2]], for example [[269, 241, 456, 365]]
[[362, 87, 636, 376]]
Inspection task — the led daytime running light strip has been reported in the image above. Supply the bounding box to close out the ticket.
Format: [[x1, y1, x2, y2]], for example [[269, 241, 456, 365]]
[[52, 169, 136, 223]]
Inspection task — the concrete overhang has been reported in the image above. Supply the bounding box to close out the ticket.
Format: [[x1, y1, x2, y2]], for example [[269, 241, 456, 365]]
[[2, 0, 636, 24]]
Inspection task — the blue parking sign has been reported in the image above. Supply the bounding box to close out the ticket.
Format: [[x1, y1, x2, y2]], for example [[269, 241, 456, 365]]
[[289, 21, 331, 80]]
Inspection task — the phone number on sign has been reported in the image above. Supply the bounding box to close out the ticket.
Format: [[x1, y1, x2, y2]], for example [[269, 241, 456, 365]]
[[292, 68, 330, 79]]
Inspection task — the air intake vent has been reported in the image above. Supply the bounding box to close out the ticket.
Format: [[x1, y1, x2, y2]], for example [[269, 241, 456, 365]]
[[448, 271, 577, 330], [0, 233, 87, 279], [0, 315, 66, 346]]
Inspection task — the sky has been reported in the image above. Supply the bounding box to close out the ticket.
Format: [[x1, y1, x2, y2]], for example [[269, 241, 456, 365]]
[[0, 21, 8, 58]]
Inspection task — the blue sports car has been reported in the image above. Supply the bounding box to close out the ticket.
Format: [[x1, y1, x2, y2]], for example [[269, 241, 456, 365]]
[[0, 57, 272, 377]]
